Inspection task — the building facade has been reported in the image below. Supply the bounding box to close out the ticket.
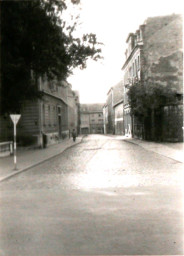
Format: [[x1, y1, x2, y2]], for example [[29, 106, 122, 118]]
[[122, 14, 183, 141], [80, 104, 104, 134], [103, 104, 108, 134], [113, 81, 124, 135], [104, 81, 124, 135], [0, 77, 79, 147], [106, 88, 115, 134], [122, 28, 143, 137]]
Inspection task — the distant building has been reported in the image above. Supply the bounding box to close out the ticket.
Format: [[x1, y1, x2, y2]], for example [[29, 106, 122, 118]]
[[80, 103, 104, 134], [122, 14, 183, 141]]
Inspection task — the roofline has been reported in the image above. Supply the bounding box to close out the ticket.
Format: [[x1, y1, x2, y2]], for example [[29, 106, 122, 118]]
[[122, 43, 143, 70], [107, 87, 113, 95], [42, 91, 68, 106], [113, 99, 124, 108], [126, 33, 134, 43], [80, 111, 103, 114]]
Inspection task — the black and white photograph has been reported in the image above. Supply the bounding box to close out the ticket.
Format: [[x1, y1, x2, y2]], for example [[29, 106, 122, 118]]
[[0, 0, 183, 255]]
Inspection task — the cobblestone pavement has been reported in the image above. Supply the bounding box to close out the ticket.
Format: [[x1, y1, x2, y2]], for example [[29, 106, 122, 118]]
[[0, 135, 183, 255], [0, 136, 83, 181]]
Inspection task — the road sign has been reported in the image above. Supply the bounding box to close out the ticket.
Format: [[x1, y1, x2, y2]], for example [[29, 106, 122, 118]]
[[10, 114, 21, 125]]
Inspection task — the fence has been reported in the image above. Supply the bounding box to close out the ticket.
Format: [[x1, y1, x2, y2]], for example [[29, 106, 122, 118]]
[[0, 141, 13, 157]]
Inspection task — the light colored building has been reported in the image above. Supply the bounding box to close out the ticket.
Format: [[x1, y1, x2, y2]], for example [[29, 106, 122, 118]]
[[80, 104, 104, 134], [104, 81, 124, 135], [103, 104, 108, 134], [122, 30, 143, 137], [67, 86, 80, 136], [113, 81, 124, 135], [106, 88, 114, 134]]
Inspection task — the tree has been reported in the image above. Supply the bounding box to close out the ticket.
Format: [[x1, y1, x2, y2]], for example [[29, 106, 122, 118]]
[[0, 0, 102, 114], [128, 81, 178, 117], [127, 81, 178, 140]]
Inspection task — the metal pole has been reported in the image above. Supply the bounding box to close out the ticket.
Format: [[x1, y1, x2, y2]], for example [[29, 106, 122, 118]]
[[14, 123, 17, 170]]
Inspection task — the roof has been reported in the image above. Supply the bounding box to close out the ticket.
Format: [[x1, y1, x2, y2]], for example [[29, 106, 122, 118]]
[[106, 81, 124, 106], [80, 103, 104, 113], [112, 81, 124, 106], [126, 33, 134, 43]]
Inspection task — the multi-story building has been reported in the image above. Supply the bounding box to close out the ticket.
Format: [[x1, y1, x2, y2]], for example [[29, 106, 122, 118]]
[[122, 26, 143, 137], [0, 77, 79, 147], [113, 81, 124, 135], [103, 104, 108, 134], [104, 81, 124, 135], [67, 87, 80, 136], [106, 88, 114, 134], [122, 14, 183, 141], [80, 104, 104, 134]]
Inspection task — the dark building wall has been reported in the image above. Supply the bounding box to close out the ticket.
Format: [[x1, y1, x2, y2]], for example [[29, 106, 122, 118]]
[[122, 14, 183, 141], [142, 14, 183, 141], [162, 105, 183, 142], [41, 94, 67, 134], [18, 100, 40, 135], [0, 100, 39, 142], [143, 14, 183, 87]]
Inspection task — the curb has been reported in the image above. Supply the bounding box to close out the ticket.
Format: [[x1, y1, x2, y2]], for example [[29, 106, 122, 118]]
[[0, 137, 84, 183], [123, 138, 183, 163]]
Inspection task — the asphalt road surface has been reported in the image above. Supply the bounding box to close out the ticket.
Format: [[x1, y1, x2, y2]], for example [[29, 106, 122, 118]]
[[0, 135, 183, 255]]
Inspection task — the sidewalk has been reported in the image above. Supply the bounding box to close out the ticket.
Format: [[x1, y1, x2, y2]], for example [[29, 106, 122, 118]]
[[122, 136, 184, 163], [0, 136, 83, 182]]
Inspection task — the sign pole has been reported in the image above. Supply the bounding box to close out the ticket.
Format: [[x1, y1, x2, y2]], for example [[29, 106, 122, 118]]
[[13, 122, 17, 170], [10, 114, 21, 170]]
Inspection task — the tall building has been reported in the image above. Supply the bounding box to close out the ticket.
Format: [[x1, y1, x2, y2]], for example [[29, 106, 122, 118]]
[[122, 14, 183, 141]]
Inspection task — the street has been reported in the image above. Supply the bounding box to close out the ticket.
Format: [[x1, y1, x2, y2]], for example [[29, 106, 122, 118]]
[[0, 135, 183, 255]]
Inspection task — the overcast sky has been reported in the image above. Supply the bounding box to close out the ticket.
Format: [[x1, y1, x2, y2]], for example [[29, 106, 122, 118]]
[[67, 0, 183, 103]]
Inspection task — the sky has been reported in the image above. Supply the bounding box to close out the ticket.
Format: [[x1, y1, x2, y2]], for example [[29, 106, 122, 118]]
[[67, 0, 183, 104]]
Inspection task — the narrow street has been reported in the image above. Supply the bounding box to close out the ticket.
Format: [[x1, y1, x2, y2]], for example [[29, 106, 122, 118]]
[[0, 135, 183, 255]]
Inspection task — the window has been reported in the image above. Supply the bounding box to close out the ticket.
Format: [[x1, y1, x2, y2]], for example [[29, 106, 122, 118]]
[[135, 59, 137, 75], [137, 56, 140, 70], [58, 106, 61, 114], [48, 105, 51, 125], [132, 63, 135, 77], [53, 106, 56, 126], [42, 104, 45, 126], [129, 67, 132, 78], [98, 114, 101, 117]]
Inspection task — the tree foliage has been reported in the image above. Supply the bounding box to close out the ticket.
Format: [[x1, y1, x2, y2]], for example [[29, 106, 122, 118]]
[[127, 81, 178, 119], [0, 0, 102, 114]]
